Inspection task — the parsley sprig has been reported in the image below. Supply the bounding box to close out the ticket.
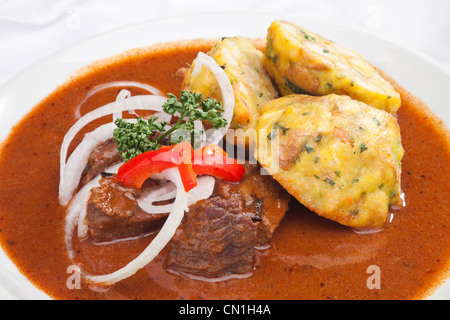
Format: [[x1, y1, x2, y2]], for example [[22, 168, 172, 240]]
[[160, 91, 227, 145], [113, 116, 166, 162], [113, 91, 227, 161]]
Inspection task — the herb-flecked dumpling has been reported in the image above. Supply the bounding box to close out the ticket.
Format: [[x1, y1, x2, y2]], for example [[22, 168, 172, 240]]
[[183, 36, 278, 147], [255, 94, 404, 229], [263, 20, 401, 114]]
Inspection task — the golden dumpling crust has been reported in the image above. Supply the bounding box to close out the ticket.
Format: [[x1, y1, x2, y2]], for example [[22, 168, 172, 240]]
[[182, 36, 278, 147], [255, 94, 404, 229], [263, 20, 401, 114]]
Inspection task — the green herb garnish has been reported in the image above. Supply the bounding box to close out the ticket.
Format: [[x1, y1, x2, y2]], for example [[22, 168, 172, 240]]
[[303, 145, 314, 154], [113, 90, 227, 161], [300, 29, 316, 41], [373, 117, 381, 126], [360, 143, 368, 153], [267, 122, 290, 140], [284, 77, 309, 94], [315, 134, 322, 143], [113, 116, 167, 162], [265, 38, 278, 63]]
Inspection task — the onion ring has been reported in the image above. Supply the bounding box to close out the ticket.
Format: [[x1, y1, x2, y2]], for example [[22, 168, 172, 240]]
[[74, 81, 163, 119], [191, 52, 234, 145], [59, 94, 167, 205]]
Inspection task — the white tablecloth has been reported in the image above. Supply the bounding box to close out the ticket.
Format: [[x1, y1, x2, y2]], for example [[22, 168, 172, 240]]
[[0, 0, 449, 87]]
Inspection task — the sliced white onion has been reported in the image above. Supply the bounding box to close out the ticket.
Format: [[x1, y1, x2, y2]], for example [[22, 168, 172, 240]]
[[59, 112, 174, 207], [137, 203, 174, 214], [191, 52, 234, 145], [60, 122, 126, 207], [138, 181, 177, 204], [137, 175, 215, 214], [113, 89, 131, 121], [187, 175, 215, 205], [84, 167, 188, 285], [75, 81, 163, 119], [59, 94, 168, 205]]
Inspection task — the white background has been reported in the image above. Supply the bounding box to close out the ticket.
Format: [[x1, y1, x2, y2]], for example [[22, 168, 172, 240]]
[[0, 0, 449, 87]]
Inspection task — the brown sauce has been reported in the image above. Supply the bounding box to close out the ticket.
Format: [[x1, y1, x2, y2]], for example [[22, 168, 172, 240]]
[[0, 39, 449, 300]]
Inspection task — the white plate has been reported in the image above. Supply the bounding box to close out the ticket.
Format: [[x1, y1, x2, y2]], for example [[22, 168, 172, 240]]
[[0, 12, 448, 300]]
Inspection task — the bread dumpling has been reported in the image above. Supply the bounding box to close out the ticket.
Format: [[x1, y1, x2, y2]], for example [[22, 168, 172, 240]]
[[183, 36, 278, 147], [263, 20, 401, 114], [255, 94, 404, 229]]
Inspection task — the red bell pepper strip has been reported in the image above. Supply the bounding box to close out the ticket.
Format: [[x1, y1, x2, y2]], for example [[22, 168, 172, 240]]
[[192, 144, 246, 182], [115, 141, 196, 191], [172, 142, 197, 192], [115, 142, 245, 192]]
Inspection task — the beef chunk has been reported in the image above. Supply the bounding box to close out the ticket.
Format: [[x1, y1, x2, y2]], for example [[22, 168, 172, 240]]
[[80, 139, 122, 186], [81, 134, 174, 241], [166, 163, 291, 279], [166, 196, 257, 279], [86, 177, 167, 241], [213, 163, 291, 246], [79, 133, 171, 187]]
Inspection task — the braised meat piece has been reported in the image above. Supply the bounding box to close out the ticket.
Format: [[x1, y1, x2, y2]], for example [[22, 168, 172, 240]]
[[80, 139, 122, 186], [213, 163, 291, 247], [85, 177, 168, 241], [79, 133, 171, 187], [166, 196, 257, 278], [166, 163, 291, 279]]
